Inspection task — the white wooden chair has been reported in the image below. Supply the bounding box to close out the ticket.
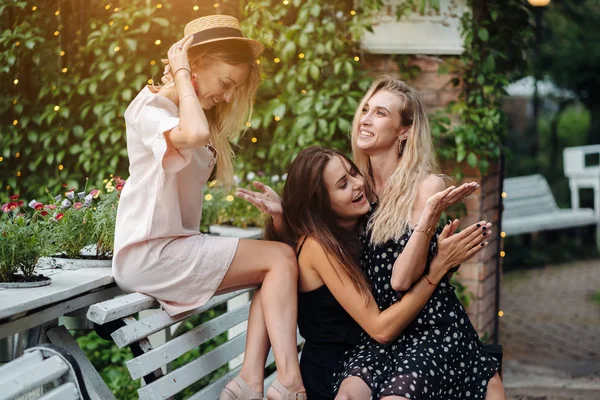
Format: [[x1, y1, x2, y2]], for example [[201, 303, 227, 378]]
[[86, 290, 304, 400], [0, 343, 90, 400], [502, 174, 598, 248], [564, 144, 600, 220]]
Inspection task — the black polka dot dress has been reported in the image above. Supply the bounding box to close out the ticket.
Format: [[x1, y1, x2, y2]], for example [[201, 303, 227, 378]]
[[336, 207, 499, 399]]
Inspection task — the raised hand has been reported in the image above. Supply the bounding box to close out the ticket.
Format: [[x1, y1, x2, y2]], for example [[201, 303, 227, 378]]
[[422, 182, 479, 224], [235, 181, 283, 216], [167, 35, 194, 79], [430, 219, 492, 280], [161, 59, 173, 84]]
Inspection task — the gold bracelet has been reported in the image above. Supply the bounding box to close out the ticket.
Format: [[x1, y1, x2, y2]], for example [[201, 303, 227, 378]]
[[179, 94, 197, 102], [414, 224, 436, 237], [173, 67, 191, 77], [424, 275, 437, 286]]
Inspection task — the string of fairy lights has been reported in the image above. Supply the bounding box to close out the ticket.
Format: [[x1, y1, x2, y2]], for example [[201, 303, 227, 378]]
[[6, 1, 363, 177], [4, 2, 510, 300]]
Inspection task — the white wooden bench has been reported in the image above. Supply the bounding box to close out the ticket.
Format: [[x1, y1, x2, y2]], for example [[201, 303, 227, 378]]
[[86, 290, 304, 400], [0, 343, 90, 400], [502, 174, 598, 247]]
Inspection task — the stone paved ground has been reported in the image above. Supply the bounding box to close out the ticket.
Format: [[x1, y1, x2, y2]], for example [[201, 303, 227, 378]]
[[499, 259, 600, 399]]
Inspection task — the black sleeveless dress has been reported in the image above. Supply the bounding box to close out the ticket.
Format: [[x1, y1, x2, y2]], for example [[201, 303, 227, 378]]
[[297, 239, 363, 400], [336, 205, 499, 399]]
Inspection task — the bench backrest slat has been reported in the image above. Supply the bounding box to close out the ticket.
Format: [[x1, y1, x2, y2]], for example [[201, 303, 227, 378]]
[[503, 174, 559, 217], [111, 289, 251, 348], [87, 292, 158, 325], [126, 302, 251, 380], [38, 383, 80, 400], [0, 350, 43, 380], [137, 333, 248, 400], [1, 354, 70, 400], [188, 331, 304, 400]]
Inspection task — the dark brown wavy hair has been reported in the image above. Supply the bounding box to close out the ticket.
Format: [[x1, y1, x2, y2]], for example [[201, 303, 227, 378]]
[[267, 146, 372, 301]]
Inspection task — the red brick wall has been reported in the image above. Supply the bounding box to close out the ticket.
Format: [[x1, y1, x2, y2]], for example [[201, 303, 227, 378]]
[[364, 54, 502, 340]]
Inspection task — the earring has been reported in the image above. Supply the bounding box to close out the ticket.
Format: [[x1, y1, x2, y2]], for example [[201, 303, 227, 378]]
[[398, 139, 406, 156]]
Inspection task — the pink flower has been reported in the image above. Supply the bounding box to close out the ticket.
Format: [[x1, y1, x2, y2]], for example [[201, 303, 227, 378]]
[[90, 189, 99, 197], [45, 204, 57, 210], [1, 204, 10, 213], [73, 202, 83, 210]]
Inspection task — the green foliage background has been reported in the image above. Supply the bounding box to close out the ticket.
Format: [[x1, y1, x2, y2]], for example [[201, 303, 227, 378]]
[[1, 0, 533, 397], [1, 0, 532, 202]]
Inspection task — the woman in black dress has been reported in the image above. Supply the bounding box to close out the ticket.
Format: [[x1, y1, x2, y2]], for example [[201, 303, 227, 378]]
[[331, 76, 504, 399], [257, 147, 490, 399]]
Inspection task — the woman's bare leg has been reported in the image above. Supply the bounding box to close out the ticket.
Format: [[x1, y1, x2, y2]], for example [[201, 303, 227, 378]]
[[239, 290, 271, 393], [485, 373, 507, 400], [218, 239, 304, 397], [335, 377, 371, 400]]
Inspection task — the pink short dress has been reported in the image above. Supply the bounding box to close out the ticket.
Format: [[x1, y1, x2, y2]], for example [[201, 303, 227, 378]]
[[113, 86, 239, 315]]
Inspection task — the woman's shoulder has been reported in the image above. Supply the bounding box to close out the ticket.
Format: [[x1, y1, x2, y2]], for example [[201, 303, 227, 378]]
[[125, 86, 178, 122], [416, 174, 446, 198]]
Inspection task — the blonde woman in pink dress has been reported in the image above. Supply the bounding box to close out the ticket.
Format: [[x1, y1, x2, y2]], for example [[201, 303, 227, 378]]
[[113, 16, 306, 400]]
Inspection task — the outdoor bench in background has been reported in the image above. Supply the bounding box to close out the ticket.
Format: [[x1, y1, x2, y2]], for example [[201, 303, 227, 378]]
[[502, 174, 598, 249]]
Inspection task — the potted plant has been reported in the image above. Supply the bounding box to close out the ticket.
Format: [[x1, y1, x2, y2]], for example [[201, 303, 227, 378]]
[[0, 195, 52, 288], [36, 176, 126, 270], [92, 176, 124, 258]]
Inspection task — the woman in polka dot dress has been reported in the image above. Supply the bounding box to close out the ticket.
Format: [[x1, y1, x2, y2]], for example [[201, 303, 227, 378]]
[[334, 76, 505, 399]]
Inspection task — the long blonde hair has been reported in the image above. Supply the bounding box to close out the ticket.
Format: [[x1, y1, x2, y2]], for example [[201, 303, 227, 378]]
[[187, 41, 261, 186], [351, 76, 441, 244]]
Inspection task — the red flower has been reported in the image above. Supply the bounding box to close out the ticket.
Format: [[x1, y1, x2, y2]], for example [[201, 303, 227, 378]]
[[17, 200, 24, 207], [116, 183, 124, 191], [73, 202, 83, 210], [8, 202, 17, 210], [55, 213, 65, 221], [62, 183, 68, 188], [9, 194, 19, 200], [40, 211, 48, 216], [34, 203, 44, 210]]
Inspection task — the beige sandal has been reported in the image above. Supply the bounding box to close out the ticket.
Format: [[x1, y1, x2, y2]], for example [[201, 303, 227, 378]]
[[219, 376, 265, 400], [268, 380, 307, 400]]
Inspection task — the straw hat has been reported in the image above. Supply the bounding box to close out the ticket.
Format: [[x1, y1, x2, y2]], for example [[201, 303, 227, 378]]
[[184, 15, 264, 58]]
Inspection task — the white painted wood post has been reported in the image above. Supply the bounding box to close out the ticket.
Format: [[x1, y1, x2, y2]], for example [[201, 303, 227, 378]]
[[226, 291, 251, 369]]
